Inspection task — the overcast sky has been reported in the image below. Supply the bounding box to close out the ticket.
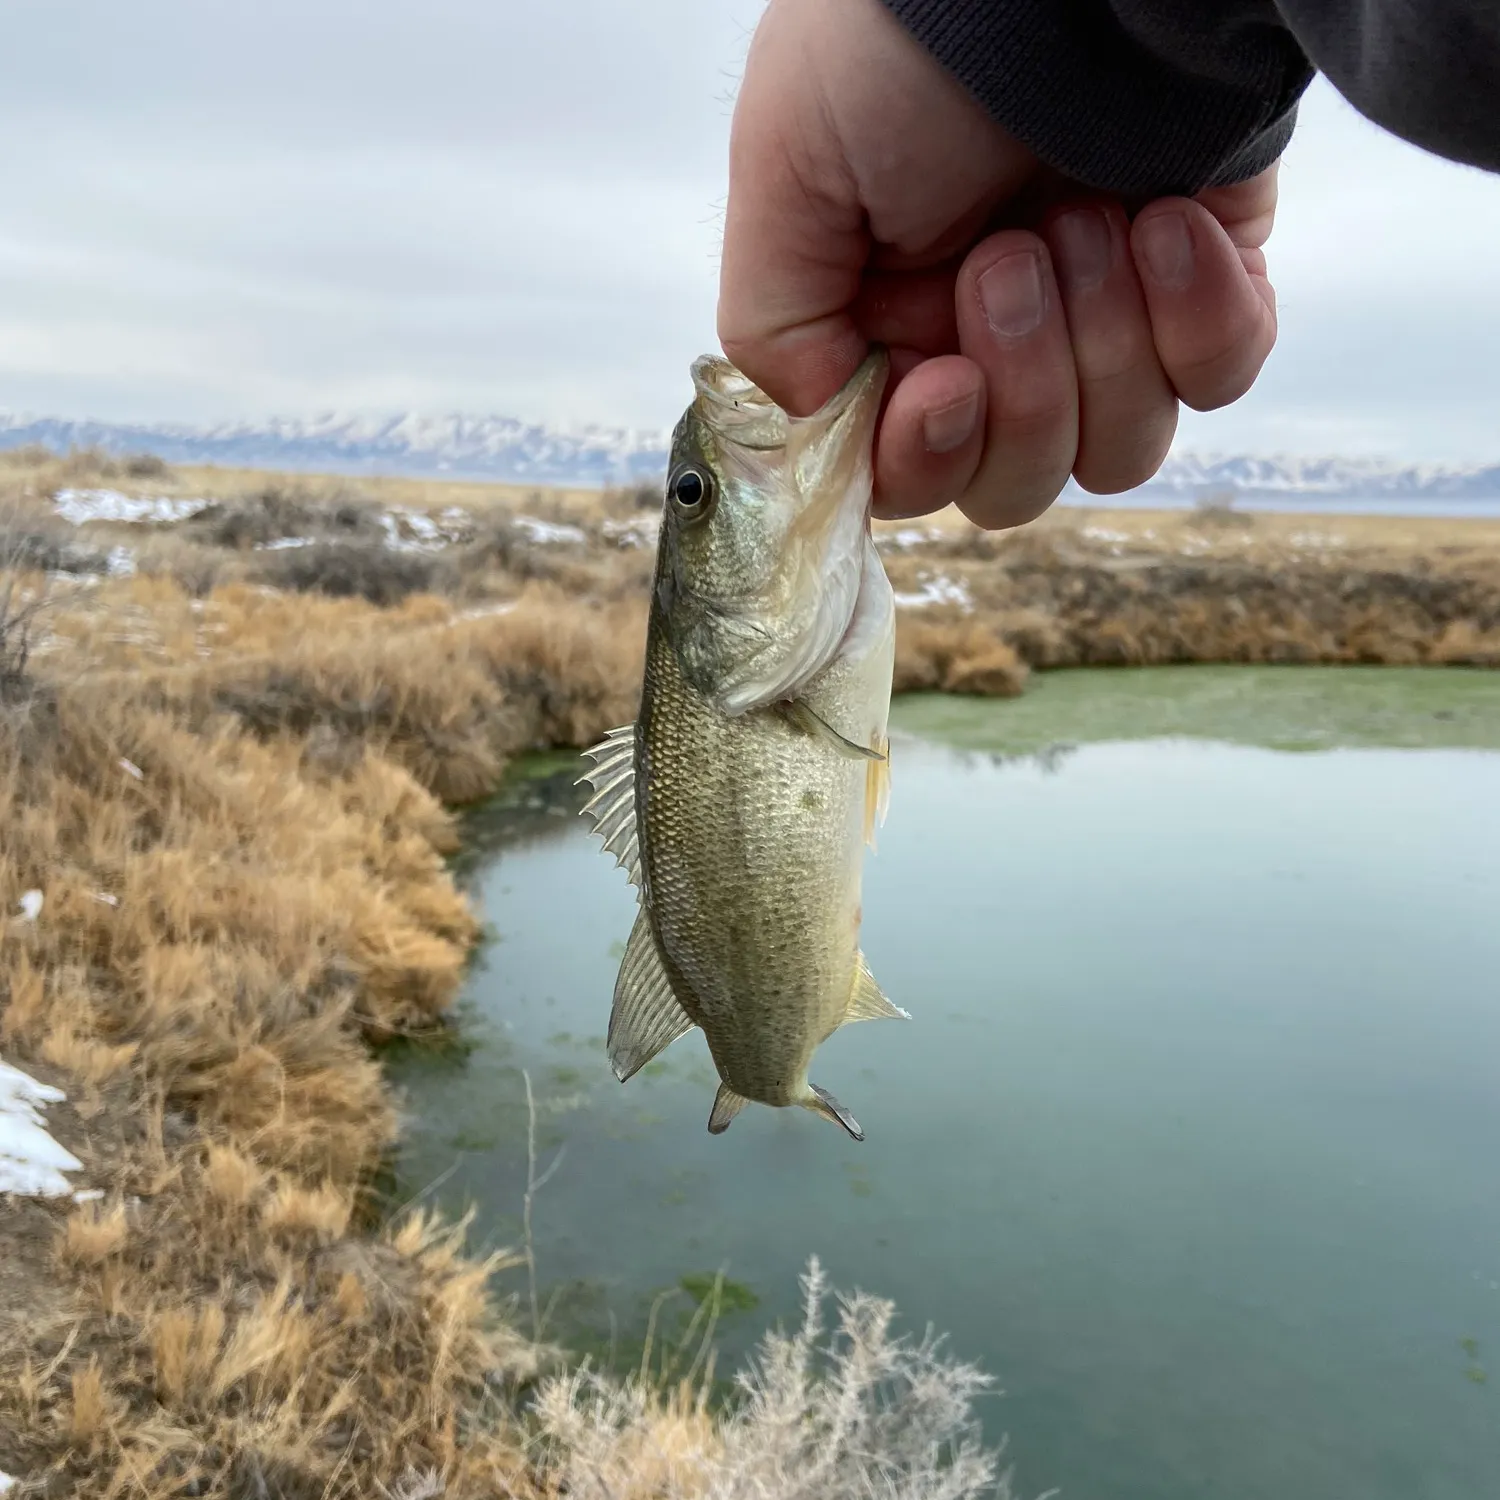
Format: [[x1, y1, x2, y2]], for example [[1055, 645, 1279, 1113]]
[[1, 1, 1497, 461]]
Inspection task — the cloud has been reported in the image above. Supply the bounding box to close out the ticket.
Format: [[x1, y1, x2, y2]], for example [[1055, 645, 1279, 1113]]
[[0, 2, 1496, 460]]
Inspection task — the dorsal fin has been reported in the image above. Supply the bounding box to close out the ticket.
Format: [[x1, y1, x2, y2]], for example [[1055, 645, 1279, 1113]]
[[577, 724, 642, 888], [607, 909, 695, 1082]]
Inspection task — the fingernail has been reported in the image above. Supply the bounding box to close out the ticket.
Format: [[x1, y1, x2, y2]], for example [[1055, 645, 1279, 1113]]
[[978, 251, 1045, 338], [922, 390, 979, 455], [1052, 208, 1114, 294], [1138, 210, 1194, 290]]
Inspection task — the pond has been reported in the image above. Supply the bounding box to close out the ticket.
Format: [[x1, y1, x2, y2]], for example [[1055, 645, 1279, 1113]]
[[386, 666, 1500, 1500]]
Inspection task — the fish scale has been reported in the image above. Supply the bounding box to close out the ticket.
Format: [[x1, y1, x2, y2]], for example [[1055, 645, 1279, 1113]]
[[579, 349, 910, 1140]]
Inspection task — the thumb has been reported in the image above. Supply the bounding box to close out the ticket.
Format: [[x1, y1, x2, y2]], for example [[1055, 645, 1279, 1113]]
[[716, 9, 869, 416]]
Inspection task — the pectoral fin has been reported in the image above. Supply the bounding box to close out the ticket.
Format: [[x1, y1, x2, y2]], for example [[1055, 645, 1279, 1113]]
[[804, 1084, 864, 1142], [707, 1081, 750, 1134], [845, 951, 910, 1023], [578, 724, 642, 888], [777, 699, 887, 763], [607, 909, 694, 1082]]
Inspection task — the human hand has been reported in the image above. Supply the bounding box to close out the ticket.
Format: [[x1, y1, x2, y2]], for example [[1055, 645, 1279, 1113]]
[[717, 0, 1281, 528]]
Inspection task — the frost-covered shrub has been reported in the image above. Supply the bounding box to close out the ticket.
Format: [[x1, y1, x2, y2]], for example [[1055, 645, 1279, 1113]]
[[531, 1257, 1030, 1500]]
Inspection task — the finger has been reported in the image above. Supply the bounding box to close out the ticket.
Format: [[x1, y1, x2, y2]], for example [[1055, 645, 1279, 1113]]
[[1131, 199, 1278, 412], [1195, 162, 1279, 249], [952, 232, 1079, 529], [715, 18, 868, 415], [871, 355, 985, 520], [851, 266, 961, 357], [1045, 202, 1177, 494]]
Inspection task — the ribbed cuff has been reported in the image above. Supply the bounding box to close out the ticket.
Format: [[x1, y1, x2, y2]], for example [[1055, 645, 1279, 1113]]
[[880, 0, 1313, 196]]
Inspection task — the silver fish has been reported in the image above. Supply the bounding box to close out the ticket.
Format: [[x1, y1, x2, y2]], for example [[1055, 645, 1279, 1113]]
[[579, 348, 907, 1140]]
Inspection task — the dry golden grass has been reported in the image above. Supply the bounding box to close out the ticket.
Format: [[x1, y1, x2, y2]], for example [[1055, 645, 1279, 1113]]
[[0, 562, 652, 1495]]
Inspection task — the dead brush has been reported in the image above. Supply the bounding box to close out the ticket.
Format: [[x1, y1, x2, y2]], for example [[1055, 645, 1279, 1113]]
[[253, 538, 456, 606], [186, 482, 377, 551], [470, 585, 645, 749], [895, 616, 1029, 696], [0, 440, 58, 468]]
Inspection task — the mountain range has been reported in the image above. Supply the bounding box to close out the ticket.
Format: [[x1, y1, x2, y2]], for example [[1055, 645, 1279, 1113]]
[[3, 409, 1498, 501]]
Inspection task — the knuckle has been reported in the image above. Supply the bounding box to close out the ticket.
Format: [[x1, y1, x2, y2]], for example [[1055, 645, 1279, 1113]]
[[960, 483, 1058, 531], [1163, 317, 1274, 412], [1073, 418, 1177, 495], [1171, 350, 1262, 411], [716, 326, 760, 370], [960, 431, 1076, 530]]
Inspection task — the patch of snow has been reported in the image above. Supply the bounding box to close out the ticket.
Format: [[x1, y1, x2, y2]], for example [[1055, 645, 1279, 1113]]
[[73, 1187, 104, 1203], [384, 508, 441, 548], [17, 889, 42, 922], [511, 514, 587, 546], [91, 891, 120, 907], [454, 601, 518, 622], [0, 1055, 84, 1197], [53, 488, 210, 526], [106, 544, 137, 576], [379, 505, 473, 553], [892, 576, 973, 610], [0, 1468, 17, 1494], [257, 535, 317, 551], [601, 515, 659, 548], [118, 757, 144, 780], [876, 526, 944, 552], [1081, 526, 1130, 544]]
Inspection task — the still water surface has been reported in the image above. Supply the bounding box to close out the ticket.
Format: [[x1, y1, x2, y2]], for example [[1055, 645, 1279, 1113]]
[[388, 667, 1500, 1499]]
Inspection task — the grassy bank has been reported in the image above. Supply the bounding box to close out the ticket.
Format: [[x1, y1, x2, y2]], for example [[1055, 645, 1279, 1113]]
[[1, 446, 1496, 1494]]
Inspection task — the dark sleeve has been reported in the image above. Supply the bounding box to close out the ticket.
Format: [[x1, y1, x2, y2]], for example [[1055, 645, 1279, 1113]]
[[880, 0, 1500, 199]]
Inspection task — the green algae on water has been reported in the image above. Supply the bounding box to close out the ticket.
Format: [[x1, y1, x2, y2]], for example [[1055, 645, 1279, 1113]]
[[893, 665, 1500, 755]]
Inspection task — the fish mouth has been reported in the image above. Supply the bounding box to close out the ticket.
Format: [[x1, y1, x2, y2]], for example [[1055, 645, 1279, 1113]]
[[675, 347, 890, 716], [690, 348, 889, 453]]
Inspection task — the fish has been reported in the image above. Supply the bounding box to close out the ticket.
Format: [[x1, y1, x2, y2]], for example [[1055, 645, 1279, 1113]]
[[578, 347, 909, 1141]]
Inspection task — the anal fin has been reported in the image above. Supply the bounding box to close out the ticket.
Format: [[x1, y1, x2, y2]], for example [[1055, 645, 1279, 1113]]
[[707, 1081, 750, 1135], [845, 950, 910, 1023], [607, 909, 695, 1082]]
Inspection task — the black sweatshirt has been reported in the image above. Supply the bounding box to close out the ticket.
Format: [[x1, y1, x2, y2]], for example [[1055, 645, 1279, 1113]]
[[880, 0, 1500, 196]]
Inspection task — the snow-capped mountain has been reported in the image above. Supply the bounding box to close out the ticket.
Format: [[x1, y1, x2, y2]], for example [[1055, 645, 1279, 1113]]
[[1132, 453, 1500, 501], [0, 411, 670, 487], [1, 408, 1497, 500]]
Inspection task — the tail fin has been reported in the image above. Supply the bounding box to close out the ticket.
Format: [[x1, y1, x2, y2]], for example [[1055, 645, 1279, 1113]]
[[803, 1084, 864, 1142]]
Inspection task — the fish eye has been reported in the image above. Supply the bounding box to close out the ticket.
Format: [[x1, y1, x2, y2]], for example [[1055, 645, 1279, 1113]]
[[668, 464, 714, 518]]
